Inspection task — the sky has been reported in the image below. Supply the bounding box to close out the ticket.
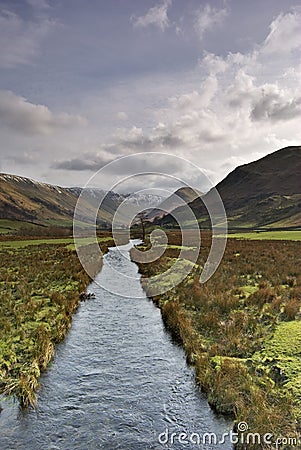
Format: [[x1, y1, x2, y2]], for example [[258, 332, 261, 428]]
[[0, 0, 300, 192]]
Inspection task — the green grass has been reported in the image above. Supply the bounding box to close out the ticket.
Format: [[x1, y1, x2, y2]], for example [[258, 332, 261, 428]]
[[253, 321, 301, 420], [139, 257, 197, 297], [0, 236, 114, 249], [134, 231, 301, 445], [0, 233, 115, 408], [155, 244, 198, 250], [0, 218, 99, 235], [0, 244, 90, 407], [240, 284, 258, 297], [228, 230, 301, 241], [263, 321, 301, 357], [0, 238, 74, 248], [0, 219, 42, 235]]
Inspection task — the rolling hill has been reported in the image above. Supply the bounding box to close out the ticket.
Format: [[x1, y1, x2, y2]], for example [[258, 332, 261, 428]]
[[157, 146, 301, 229]]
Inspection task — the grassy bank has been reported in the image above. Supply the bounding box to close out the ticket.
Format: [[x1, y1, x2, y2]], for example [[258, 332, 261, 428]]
[[0, 234, 114, 408], [133, 231, 301, 448]]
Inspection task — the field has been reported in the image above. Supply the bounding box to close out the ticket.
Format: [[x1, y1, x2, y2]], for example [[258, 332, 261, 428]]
[[0, 219, 40, 235], [228, 230, 301, 241], [0, 218, 98, 237], [0, 234, 114, 408], [134, 231, 301, 447], [0, 235, 114, 249]]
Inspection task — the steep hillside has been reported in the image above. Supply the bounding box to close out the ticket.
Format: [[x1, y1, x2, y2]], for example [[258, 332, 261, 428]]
[[158, 146, 301, 229], [213, 146, 301, 212], [0, 174, 122, 228]]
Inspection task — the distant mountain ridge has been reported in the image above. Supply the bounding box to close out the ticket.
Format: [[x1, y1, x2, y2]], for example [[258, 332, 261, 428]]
[[1, 146, 300, 232], [157, 146, 301, 229], [0, 173, 165, 230]]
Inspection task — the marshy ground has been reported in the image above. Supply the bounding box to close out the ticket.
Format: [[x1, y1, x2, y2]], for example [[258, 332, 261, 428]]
[[135, 230, 301, 447]]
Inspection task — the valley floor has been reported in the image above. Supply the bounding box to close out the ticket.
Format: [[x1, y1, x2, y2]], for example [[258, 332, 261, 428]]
[[1, 229, 300, 449]]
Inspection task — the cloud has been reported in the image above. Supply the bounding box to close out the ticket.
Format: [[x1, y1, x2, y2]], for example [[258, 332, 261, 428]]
[[226, 71, 301, 123], [117, 111, 128, 121], [26, 0, 50, 10], [201, 52, 228, 75], [2, 3, 301, 190], [53, 154, 111, 171], [6, 150, 39, 166], [132, 0, 171, 31], [194, 4, 228, 40], [114, 126, 184, 151], [0, 8, 56, 68], [118, 9, 301, 173], [0, 90, 87, 135], [226, 70, 256, 108], [52, 150, 185, 178], [105, 154, 184, 176], [169, 75, 218, 110], [52, 124, 185, 172], [261, 8, 301, 54], [250, 89, 301, 122], [49, 7, 301, 187]]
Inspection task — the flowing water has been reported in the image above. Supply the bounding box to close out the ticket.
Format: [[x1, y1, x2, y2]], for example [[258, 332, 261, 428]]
[[0, 241, 232, 449]]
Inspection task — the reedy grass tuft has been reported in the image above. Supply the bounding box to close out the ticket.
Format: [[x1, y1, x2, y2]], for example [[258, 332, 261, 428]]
[[134, 231, 301, 448], [0, 233, 114, 408]]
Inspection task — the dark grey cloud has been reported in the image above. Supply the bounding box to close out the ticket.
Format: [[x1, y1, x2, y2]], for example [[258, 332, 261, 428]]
[[250, 94, 301, 122], [157, 133, 184, 147], [52, 154, 111, 171], [118, 130, 184, 151], [53, 151, 184, 175], [52, 127, 185, 173], [197, 129, 226, 143]]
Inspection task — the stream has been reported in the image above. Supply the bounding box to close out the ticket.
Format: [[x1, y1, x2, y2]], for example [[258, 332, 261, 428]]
[[0, 240, 232, 449]]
